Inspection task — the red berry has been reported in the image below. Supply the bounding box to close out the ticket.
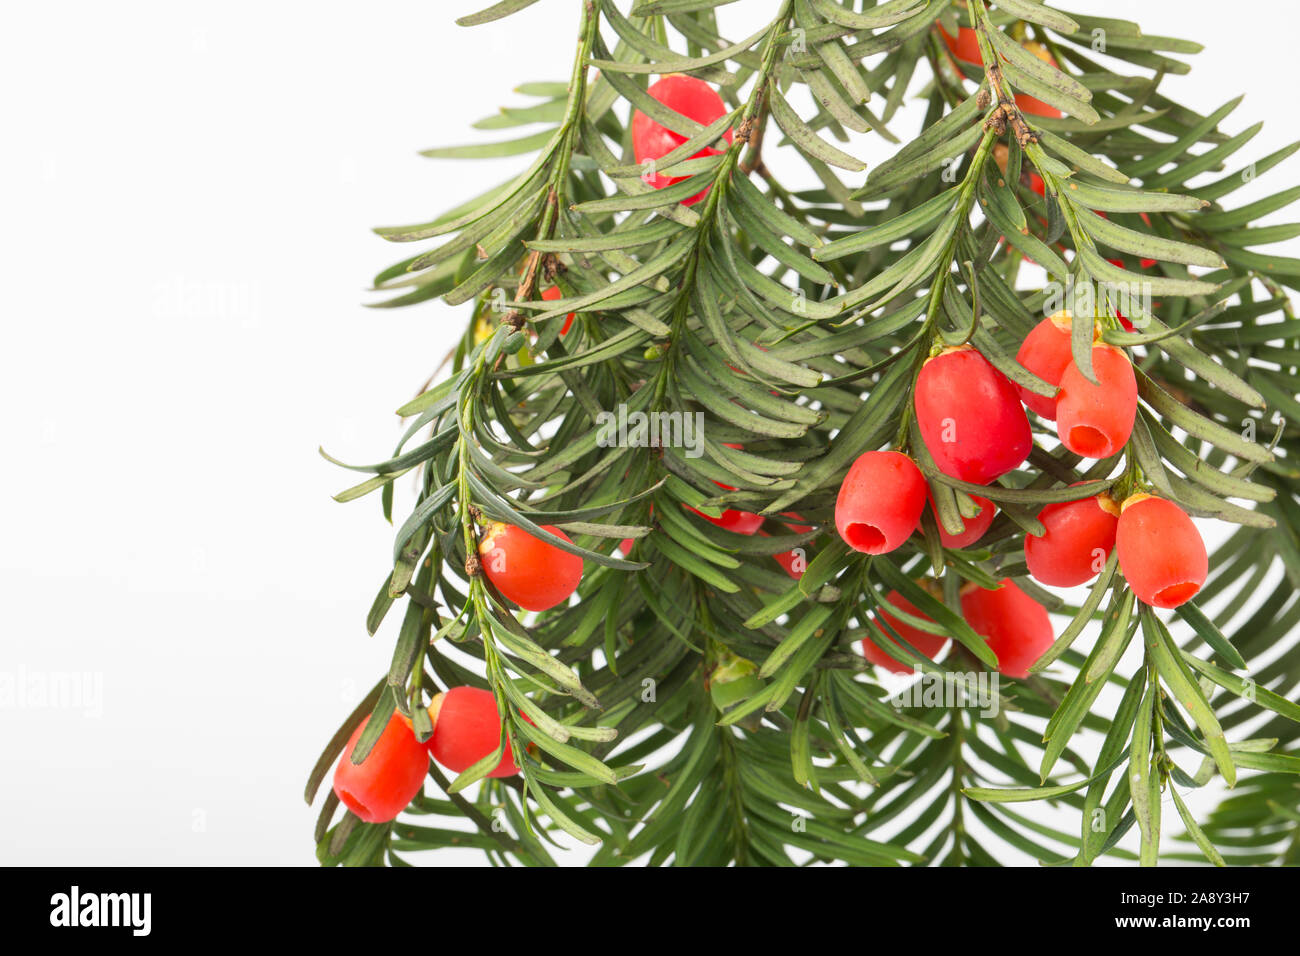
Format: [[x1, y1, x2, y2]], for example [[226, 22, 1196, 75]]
[[1014, 312, 1073, 420], [1138, 214, 1157, 269], [939, 25, 982, 65], [915, 346, 1032, 485], [781, 511, 813, 534], [684, 446, 765, 533], [1015, 94, 1060, 118], [762, 530, 806, 579], [631, 75, 733, 206], [766, 513, 813, 578], [1056, 344, 1137, 459], [926, 488, 996, 549], [541, 285, 575, 335], [427, 687, 521, 779], [332, 712, 428, 824], [835, 451, 927, 554], [960, 579, 1054, 679], [862, 589, 950, 674], [686, 505, 765, 535], [1025, 489, 1120, 587], [1013, 95, 1059, 118], [480, 522, 583, 611], [685, 480, 764, 536], [1115, 494, 1208, 608], [618, 503, 654, 557], [771, 546, 805, 579]]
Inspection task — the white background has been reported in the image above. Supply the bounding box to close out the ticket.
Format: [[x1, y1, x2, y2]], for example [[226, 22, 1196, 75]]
[[1, 1, 1296, 865]]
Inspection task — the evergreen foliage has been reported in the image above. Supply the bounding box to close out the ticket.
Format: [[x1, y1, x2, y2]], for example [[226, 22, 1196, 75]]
[[306, 0, 1300, 867]]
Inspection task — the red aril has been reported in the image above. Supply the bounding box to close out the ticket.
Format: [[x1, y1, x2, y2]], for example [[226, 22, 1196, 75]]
[[632, 74, 733, 206], [915, 346, 1032, 484], [1115, 494, 1208, 609], [619, 504, 654, 556], [862, 589, 950, 674], [835, 451, 927, 554], [480, 522, 583, 611], [939, 24, 982, 65], [960, 579, 1054, 679], [926, 487, 995, 549], [1015, 312, 1073, 419], [1138, 213, 1157, 269], [772, 546, 806, 579], [1024, 489, 1120, 587], [541, 285, 575, 335], [685, 480, 764, 535], [781, 511, 812, 534], [684, 444, 764, 534], [332, 712, 428, 823], [765, 513, 813, 578], [426, 687, 522, 778], [764, 530, 807, 579], [1056, 344, 1137, 459]]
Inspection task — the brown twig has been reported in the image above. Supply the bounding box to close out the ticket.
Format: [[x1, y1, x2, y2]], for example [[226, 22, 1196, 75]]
[[974, 21, 1037, 148], [738, 88, 770, 176]]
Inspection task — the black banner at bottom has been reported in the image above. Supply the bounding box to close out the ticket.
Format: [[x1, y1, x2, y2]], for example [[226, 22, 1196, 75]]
[[4, 864, 1283, 939]]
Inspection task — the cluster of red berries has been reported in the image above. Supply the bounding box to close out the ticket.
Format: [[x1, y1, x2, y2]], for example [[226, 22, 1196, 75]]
[[442, 76, 1207, 727], [331, 517, 578, 824], [332, 687, 520, 824], [1024, 487, 1207, 608], [836, 310, 1208, 675], [834, 344, 1028, 559]]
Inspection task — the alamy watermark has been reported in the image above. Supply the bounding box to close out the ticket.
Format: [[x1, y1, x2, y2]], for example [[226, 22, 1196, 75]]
[[151, 274, 261, 328], [596, 405, 705, 458], [890, 670, 1001, 718], [50, 886, 150, 936], [0, 667, 103, 718]]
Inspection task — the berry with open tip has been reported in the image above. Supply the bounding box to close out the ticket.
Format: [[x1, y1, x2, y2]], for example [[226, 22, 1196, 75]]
[[1056, 344, 1137, 459], [332, 712, 428, 824], [835, 450, 927, 554], [1116, 494, 1208, 609]]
